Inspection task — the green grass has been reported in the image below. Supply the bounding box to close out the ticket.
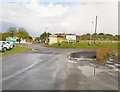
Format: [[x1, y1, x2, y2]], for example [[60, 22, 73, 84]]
[[16, 43, 28, 45], [46, 42, 119, 49], [0, 46, 31, 56], [116, 51, 120, 57], [32, 42, 44, 44]]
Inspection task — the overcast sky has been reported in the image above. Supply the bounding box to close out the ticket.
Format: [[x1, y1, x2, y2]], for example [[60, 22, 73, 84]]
[[0, 0, 118, 37]]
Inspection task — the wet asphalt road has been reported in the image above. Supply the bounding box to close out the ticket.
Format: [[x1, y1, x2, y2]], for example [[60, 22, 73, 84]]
[[2, 44, 118, 90]]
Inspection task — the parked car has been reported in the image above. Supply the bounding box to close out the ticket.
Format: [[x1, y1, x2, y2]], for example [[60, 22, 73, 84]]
[[0, 43, 4, 52], [75, 40, 79, 42], [3, 43, 11, 51], [6, 41, 15, 47], [0, 41, 11, 51], [6, 41, 13, 49], [0, 41, 13, 49]]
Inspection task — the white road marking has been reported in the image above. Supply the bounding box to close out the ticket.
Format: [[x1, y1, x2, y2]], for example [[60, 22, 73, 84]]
[[53, 68, 59, 78], [2, 61, 38, 81]]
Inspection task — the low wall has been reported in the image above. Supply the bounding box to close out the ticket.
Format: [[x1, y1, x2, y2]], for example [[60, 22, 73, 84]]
[[96, 48, 114, 59]]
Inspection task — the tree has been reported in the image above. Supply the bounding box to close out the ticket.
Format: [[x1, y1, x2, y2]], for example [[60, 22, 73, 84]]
[[6, 27, 17, 37], [2, 33, 10, 41], [66, 33, 75, 35], [80, 33, 91, 40], [114, 35, 120, 41], [81, 34, 86, 40], [28, 36, 33, 40], [105, 34, 114, 40], [55, 33, 66, 39], [106, 34, 113, 36], [76, 35, 80, 40], [0, 33, 2, 41], [98, 33, 105, 41], [15, 28, 30, 39], [98, 33, 104, 36], [86, 33, 91, 40], [40, 32, 51, 40], [92, 33, 98, 41]]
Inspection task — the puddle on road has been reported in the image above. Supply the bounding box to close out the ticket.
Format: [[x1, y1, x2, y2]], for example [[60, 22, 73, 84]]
[[115, 64, 120, 69], [71, 51, 96, 58], [67, 51, 120, 79], [70, 51, 96, 62], [77, 66, 102, 77]]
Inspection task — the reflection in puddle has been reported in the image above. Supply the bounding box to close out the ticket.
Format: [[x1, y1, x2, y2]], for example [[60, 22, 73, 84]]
[[106, 64, 115, 68], [74, 58, 93, 61], [96, 59, 109, 63], [115, 64, 120, 66], [77, 66, 102, 77], [109, 59, 114, 61], [67, 60, 77, 63], [69, 51, 119, 77], [106, 61, 112, 63]]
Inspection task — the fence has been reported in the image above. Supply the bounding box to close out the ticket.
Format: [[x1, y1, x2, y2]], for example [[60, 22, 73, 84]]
[[78, 40, 120, 43]]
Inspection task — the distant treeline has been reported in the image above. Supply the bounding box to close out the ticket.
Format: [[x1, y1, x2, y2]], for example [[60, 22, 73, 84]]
[[35, 32, 120, 41], [77, 33, 120, 41], [0, 27, 32, 41], [0, 27, 120, 42]]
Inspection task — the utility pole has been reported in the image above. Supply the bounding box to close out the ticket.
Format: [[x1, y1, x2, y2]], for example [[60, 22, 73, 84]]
[[45, 27, 48, 45], [45, 28, 48, 40], [90, 34, 91, 46], [94, 16, 98, 44], [11, 32, 13, 38]]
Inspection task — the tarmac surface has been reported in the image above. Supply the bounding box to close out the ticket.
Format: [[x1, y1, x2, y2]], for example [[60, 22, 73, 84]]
[[1, 44, 119, 90]]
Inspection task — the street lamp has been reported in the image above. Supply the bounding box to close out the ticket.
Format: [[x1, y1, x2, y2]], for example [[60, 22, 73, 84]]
[[89, 34, 91, 46], [92, 21, 94, 44], [45, 27, 49, 45], [89, 21, 94, 46]]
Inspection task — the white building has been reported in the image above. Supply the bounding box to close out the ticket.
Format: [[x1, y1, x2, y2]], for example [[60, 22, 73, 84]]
[[20, 38, 26, 44], [66, 35, 76, 42], [49, 35, 58, 45]]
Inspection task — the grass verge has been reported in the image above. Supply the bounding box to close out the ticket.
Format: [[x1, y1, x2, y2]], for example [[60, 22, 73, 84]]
[[0, 46, 31, 56], [32, 42, 44, 44], [46, 42, 119, 49]]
